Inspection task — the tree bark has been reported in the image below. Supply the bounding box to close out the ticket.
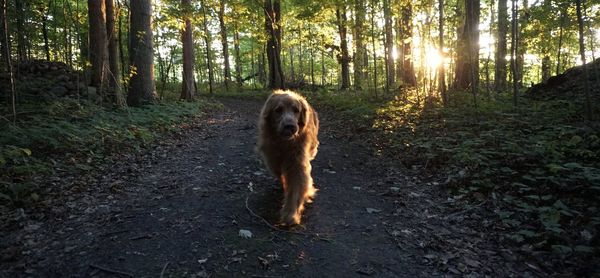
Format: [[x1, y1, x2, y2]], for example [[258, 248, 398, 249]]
[[88, 0, 109, 95], [42, 4, 51, 61], [353, 0, 366, 91], [201, 0, 214, 94], [510, 0, 518, 106], [555, 9, 565, 75], [400, 3, 417, 86], [383, 0, 394, 88], [233, 25, 242, 86], [576, 0, 592, 121], [336, 4, 350, 90], [453, 0, 479, 90], [371, 0, 378, 92], [264, 0, 284, 89], [181, 0, 195, 101], [494, 0, 508, 92], [14, 0, 26, 61], [219, 0, 231, 91], [438, 0, 447, 105], [106, 0, 125, 107], [127, 0, 157, 106], [1, 0, 16, 122]]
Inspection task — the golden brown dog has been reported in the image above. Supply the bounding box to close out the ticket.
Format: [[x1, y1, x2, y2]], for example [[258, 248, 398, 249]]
[[257, 90, 319, 226]]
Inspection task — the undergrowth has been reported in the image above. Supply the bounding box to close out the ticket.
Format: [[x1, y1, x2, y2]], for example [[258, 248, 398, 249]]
[[383, 93, 599, 254], [0, 97, 217, 207], [316, 89, 599, 255]]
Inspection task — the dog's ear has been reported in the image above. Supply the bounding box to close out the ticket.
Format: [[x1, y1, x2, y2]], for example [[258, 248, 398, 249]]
[[298, 98, 310, 128], [262, 95, 277, 120]]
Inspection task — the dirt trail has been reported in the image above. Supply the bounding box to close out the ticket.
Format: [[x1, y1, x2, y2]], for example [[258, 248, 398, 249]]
[[2, 98, 541, 277]]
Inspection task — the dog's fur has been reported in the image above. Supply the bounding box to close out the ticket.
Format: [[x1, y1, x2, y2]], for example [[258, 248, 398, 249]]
[[257, 90, 319, 225]]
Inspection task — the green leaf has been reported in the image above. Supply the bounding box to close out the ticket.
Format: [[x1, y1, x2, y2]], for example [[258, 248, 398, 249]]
[[551, 245, 573, 253], [574, 245, 594, 253], [21, 148, 32, 156]]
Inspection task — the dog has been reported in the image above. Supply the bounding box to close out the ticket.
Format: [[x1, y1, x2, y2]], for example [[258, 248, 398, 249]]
[[257, 90, 319, 226]]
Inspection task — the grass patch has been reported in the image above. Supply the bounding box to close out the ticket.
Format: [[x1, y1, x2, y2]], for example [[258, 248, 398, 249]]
[[0, 97, 218, 207]]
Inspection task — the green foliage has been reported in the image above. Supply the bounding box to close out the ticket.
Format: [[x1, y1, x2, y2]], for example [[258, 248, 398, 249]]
[[371, 91, 600, 252], [0, 98, 213, 207]]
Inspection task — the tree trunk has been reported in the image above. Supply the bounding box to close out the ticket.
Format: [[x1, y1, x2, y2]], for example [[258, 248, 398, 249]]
[[556, 10, 565, 75], [88, 0, 109, 95], [453, 0, 479, 90], [510, 0, 518, 106], [320, 47, 326, 85], [353, 0, 366, 91], [400, 3, 417, 86], [181, 0, 195, 101], [1, 0, 15, 122], [383, 0, 394, 89], [201, 0, 214, 94], [541, 55, 551, 82], [15, 0, 26, 61], [233, 25, 242, 86], [576, 0, 592, 121], [127, 0, 157, 106], [438, 0, 447, 105], [118, 0, 126, 81], [371, 0, 378, 92], [219, 0, 231, 91], [336, 4, 350, 90], [42, 5, 51, 61], [495, 0, 508, 92], [106, 0, 124, 107], [264, 0, 284, 89]]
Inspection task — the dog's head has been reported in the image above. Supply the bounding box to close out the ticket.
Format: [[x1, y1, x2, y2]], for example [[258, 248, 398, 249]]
[[262, 91, 310, 140]]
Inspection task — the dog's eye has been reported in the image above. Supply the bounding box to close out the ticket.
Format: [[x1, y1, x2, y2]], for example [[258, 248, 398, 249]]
[[293, 107, 300, 113], [274, 107, 283, 113]]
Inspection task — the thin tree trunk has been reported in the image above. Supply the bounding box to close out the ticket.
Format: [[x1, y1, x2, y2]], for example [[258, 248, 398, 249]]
[[181, 0, 195, 101], [511, 0, 518, 106], [556, 10, 565, 75], [106, 0, 124, 107], [321, 47, 326, 85], [336, 4, 350, 90], [233, 25, 242, 86], [438, 0, 447, 105], [576, 0, 592, 121], [127, 0, 157, 106], [42, 5, 51, 61], [383, 0, 394, 89], [371, 0, 378, 93], [1, 0, 16, 123], [219, 0, 231, 91], [201, 0, 214, 94], [118, 0, 126, 80], [14, 0, 26, 61]]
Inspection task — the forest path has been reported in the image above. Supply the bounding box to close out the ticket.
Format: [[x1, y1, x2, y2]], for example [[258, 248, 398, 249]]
[[3, 98, 527, 277]]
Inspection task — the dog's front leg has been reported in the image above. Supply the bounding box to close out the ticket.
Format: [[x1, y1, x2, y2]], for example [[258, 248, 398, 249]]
[[280, 162, 312, 225]]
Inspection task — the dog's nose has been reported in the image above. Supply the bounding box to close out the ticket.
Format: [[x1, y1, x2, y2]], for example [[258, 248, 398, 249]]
[[283, 124, 295, 131]]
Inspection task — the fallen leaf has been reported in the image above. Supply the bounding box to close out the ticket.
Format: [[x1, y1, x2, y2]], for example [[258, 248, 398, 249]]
[[239, 229, 253, 239], [366, 208, 381, 214]]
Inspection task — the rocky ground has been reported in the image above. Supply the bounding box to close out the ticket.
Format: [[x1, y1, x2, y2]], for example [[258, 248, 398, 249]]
[[0, 98, 576, 277]]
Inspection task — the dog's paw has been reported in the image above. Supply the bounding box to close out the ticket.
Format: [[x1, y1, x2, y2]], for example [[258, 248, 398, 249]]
[[279, 212, 301, 226]]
